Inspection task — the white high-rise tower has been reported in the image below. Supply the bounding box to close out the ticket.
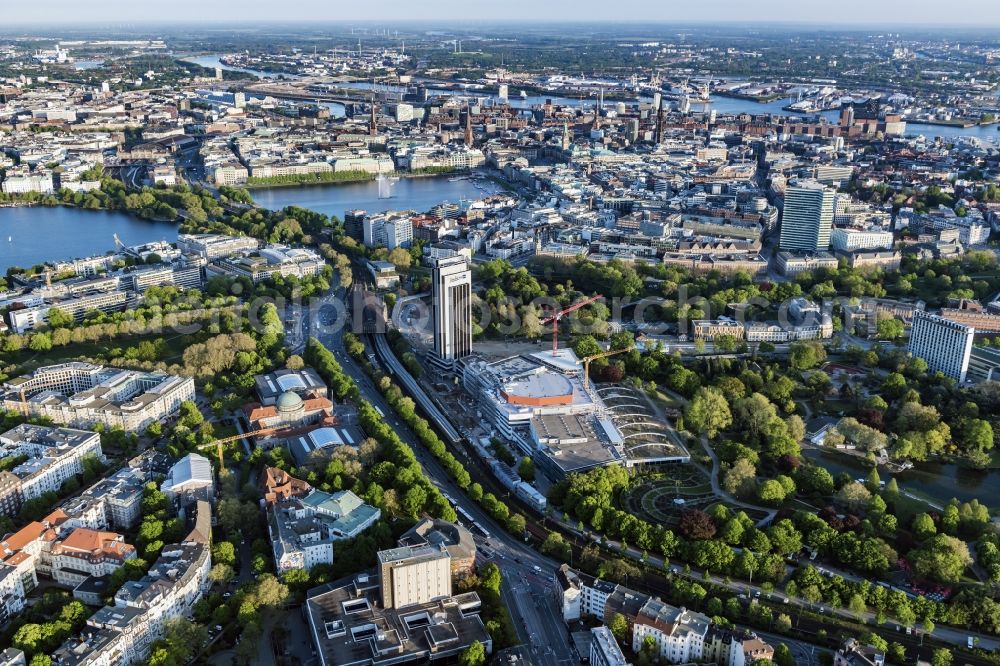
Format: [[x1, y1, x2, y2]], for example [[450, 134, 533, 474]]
[[780, 181, 835, 252], [429, 253, 472, 367]]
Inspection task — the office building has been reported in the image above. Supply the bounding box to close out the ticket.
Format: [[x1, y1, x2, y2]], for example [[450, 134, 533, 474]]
[[830, 227, 894, 252], [50, 528, 137, 588], [908, 311, 975, 382], [177, 233, 260, 260], [429, 253, 472, 366], [939, 299, 1000, 334], [378, 543, 452, 609], [780, 182, 835, 252], [210, 245, 324, 284], [305, 531, 492, 666]]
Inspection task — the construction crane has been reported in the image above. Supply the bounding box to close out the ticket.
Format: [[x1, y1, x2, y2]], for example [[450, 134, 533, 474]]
[[581, 347, 630, 389], [540, 295, 603, 357], [198, 426, 282, 466]]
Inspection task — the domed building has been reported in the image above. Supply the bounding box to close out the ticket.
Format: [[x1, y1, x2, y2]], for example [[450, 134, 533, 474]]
[[275, 391, 305, 418], [244, 387, 335, 447]]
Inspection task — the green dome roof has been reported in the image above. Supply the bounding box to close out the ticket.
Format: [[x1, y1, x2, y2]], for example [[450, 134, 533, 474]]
[[276, 391, 304, 412]]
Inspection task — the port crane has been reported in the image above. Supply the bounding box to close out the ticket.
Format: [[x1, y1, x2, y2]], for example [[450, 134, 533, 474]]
[[581, 347, 630, 389], [540, 295, 603, 357]]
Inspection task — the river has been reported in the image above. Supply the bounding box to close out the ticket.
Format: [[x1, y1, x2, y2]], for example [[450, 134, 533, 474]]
[[179, 54, 277, 79], [190, 54, 996, 142], [802, 447, 999, 509], [338, 80, 998, 142], [0, 207, 177, 272], [250, 175, 490, 220]]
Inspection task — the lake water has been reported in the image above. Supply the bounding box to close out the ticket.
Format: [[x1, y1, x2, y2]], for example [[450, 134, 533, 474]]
[[0, 207, 177, 272], [802, 447, 1000, 509], [251, 176, 489, 220]]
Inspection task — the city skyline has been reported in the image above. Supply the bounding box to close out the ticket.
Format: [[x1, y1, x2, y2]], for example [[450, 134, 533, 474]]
[[3, 0, 1000, 26]]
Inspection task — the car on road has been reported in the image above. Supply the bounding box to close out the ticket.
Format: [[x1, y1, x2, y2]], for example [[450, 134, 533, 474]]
[[533, 565, 542, 573]]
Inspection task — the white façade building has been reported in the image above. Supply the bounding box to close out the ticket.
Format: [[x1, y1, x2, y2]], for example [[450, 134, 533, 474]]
[[631, 597, 710, 664], [0, 363, 195, 432], [0, 424, 102, 504], [908, 311, 975, 382]]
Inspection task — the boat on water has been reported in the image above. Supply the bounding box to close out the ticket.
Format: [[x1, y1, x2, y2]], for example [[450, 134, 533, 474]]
[[520, 90, 528, 99]]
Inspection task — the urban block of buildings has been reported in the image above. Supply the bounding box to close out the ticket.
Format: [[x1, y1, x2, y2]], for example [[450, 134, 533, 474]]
[[0, 424, 103, 516], [0, 362, 195, 431], [305, 521, 491, 666], [463, 348, 689, 479], [267, 486, 381, 574], [53, 501, 213, 666]]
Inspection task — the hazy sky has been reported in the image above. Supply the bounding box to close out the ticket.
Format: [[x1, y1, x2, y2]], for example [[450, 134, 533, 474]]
[[5, 0, 1000, 25]]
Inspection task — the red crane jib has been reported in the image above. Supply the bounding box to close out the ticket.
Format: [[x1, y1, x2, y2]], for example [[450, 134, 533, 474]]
[[540, 295, 604, 355]]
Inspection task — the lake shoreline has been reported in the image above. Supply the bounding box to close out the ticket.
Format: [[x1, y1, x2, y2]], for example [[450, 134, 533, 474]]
[[0, 199, 178, 223], [243, 169, 471, 191]]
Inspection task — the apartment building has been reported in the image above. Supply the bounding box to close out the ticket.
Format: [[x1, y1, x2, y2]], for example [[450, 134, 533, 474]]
[[0, 563, 26, 625], [363, 211, 414, 249], [833, 638, 886, 666], [0, 363, 195, 432], [0, 425, 102, 508], [704, 627, 775, 666], [629, 596, 711, 664], [52, 502, 212, 666]]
